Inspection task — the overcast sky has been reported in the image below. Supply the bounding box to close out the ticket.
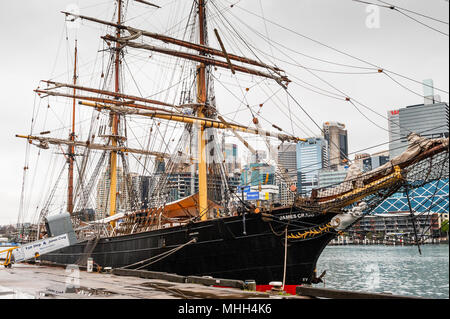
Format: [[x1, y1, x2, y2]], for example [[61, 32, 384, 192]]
[[0, 0, 448, 225]]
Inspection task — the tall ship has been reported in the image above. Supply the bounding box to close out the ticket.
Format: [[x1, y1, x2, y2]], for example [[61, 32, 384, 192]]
[[14, 0, 448, 292]]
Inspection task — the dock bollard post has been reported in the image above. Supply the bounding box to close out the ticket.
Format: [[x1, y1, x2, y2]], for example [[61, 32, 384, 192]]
[[87, 257, 93, 273], [244, 280, 256, 291]]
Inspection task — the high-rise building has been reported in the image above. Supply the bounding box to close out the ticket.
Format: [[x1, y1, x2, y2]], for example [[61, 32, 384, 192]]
[[223, 143, 238, 174], [388, 102, 449, 159], [277, 143, 298, 181], [423, 79, 442, 106], [155, 158, 165, 174], [96, 169, 110, 218], [296, 137, 329, 195], [354, 153, 371, 171], [323, 121, 348, 168], [318, 169, 348, 189], [249, 150, 267, 164], [276, 178, 297, 206], [241, 163, 275, 187], [362, 151, 390, 172], [95, 167, 136, 219], [276, 143, 298, 205], [164, 172, 240, 204], [387, 109, 402, 159], [132, 175, 152, 209]]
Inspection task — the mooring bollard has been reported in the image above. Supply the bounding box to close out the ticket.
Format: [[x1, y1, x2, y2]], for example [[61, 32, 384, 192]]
[[87, 257, 93, 273], [244, 280, 256, 291]]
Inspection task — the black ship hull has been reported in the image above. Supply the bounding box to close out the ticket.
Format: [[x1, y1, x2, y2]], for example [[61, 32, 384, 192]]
[[40, 207, 337, 286]]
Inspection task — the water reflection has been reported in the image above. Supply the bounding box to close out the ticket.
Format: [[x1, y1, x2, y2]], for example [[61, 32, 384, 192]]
[[316, 244, 449, 299], [0, 286, 35, 299]]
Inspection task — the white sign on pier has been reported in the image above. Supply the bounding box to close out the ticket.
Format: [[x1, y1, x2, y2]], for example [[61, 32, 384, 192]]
[[12, 234, 71, 263]]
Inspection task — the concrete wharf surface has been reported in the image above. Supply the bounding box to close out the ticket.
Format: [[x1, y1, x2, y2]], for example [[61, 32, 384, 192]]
[[0, 263, 307, 299]]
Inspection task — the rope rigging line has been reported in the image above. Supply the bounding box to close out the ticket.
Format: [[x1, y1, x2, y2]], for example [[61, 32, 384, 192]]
[[17, 93, 42, 227], [208, 0, 281, 79], [258, 0, 274, 59], [381, 72, 428, 99], [390, 163, 449, 244], [397, 186, 448, 243], [282, 88, 353, 164], [347, 100, 391, 133], [229, 124, 449, 195], [210, 12, 379, 77], [376, 0, 449, 25], [211, 2, 428, 144], [212, 64, 318, 139], [212, 71, 318, 140], [352, 0, 449, 36], [75, 151, 108, 212], [282, 226, 288, 290], [287, 61, 420, 138], [19, 1, 448, 240], [134, 0, 434, 179], [406, 185, 423, 255], [119, 238, 197, 270], [35, 164, 68, 236], [257, 82, 313, 137], [217, 0, 375, 72], [415, 196, 448, 242], [393, 8, 449, 37], [354, 0, 449, 36], [226, 0, 449, 95]]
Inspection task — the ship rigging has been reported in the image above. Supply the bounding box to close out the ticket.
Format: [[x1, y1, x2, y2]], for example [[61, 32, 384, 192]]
[[13, 0, 448, 290]]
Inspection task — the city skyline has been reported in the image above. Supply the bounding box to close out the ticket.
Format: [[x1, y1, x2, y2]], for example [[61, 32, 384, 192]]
[[0, 0, 448, 224]]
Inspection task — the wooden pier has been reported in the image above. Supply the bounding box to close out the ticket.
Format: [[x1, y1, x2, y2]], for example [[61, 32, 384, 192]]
[[0, 262, 425, 300], [296, 286, 425, 299], [0, 263, 305, 299]]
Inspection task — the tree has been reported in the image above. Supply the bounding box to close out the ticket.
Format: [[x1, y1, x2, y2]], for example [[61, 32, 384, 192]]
[[441, 220, 449, 234]]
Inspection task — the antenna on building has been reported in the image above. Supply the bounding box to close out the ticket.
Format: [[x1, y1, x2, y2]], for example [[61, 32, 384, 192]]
[[423, 79, 435, 105]]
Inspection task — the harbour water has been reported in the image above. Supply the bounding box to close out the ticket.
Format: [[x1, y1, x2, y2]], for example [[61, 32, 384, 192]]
[[1, 245, 448, 299], [317, 244, 449, 299]]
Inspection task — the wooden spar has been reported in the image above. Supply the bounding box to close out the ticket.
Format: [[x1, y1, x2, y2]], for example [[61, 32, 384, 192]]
[[34, 90, 180, 113], [60, 12, 284, 73], [214, 29, 235, 75], [136, 34, 284, 74], [134, 0, 160, 8], [41, 80, 179, 109], [217, 116, 256, 153], [197, 0, 208, 221], [15, 135, 171, 158], [68, 40, 77, 215], [103, 36, 289, 84], [77, 101, 306, 143]]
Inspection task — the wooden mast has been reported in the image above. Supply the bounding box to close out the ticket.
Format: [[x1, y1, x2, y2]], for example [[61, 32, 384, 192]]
[[68, 40, 77, 215], [109, 0, 122, 227], [30, 4, 296, 222], [197, 0, 208, 221]]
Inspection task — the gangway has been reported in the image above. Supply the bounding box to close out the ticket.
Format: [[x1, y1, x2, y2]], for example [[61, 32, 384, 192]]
[[1, 213, 77, 268]]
